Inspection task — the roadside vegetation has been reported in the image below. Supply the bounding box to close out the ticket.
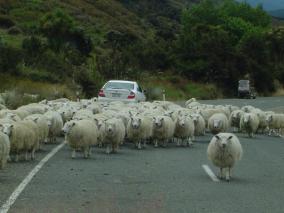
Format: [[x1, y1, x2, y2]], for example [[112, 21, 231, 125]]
[[0, 0, 284, 101]]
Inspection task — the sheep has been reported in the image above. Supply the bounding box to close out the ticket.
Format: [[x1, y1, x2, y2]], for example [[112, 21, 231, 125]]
[[0, 104, 6, 110], [1, 121, 38, 161], [0, 109, 28, 120], [62, 119, 98, 158], [240, 113, 259, 138], [24, 114, 49, 148], [104, 118, 126, 154], [58, 107, 74, 123], [44, 111, 63, 143], [0, 131, 10, 169], [17, 103, 49, 114], [207, 133, 243, 181], [152, 115, 175, 147], [252, 109, 267, 134], [94, 118, 107, 147], [190, 113, 206, 137], [266, 113, 284, 136], [208, 113, 229, 135], [229, 110, 244, 132], [174, 116, 195, 147], [126, 115, 153, 149]]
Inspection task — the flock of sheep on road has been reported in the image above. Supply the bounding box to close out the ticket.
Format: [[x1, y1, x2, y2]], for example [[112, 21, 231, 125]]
[[0, 97, 283, 181]]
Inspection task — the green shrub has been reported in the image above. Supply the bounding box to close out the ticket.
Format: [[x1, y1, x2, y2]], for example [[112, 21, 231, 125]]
[[7, 26, 22, 35], [0, 15, 15, 28]]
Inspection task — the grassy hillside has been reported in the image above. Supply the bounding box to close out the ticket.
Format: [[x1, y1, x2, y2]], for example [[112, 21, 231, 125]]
[[0, 0, 203, 101]]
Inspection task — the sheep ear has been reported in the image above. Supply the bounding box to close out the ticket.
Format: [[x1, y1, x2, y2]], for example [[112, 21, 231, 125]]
[[215, 135, 220, 140], [227, 135, 233, 140]]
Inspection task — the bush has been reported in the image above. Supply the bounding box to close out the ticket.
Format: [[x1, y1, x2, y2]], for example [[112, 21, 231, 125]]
[[7, 26, 22, 35], [0, 43, 22, 74], [0, 14, 15, 28]]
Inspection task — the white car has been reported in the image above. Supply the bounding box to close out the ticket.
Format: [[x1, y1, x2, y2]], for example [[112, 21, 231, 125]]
[[98, 80, 146, 102]]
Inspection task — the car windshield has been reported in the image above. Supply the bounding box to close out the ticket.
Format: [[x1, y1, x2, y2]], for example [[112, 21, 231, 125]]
[[239, 80, 249, 87], [104, 82, 134, 90]]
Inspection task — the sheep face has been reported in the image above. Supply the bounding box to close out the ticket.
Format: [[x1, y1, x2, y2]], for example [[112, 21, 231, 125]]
[[62, 122, 76, 134], [153, 117, 164, 128], [177, 117, 186, 127], [2, 123, 13, 137], [266, 115, 273, 123], [130, 117, 141, 129], [213, 119, 221, 129], [106, 122, 116, 135], [191, 114, 199, 124], [243, 114, 251, 124], [215, 134, 233, 149]]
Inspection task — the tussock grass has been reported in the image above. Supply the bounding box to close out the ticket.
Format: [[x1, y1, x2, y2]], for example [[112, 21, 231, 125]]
[[140, 73, 222, 101], [0, 74, 76, 109]]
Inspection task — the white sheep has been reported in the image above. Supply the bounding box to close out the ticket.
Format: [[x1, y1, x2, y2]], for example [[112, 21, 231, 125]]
[[207, 133, 243, 181], [126, 115, 153, 149], [190, 113, 206, 137], [174, 116, 195, 146], [208, 113, 229, 135], [24, 114, 49, 148], [62, 119, 98, 158], [229, 110, 244, 132], [17, 103, 49, 114], [44, 111, 63, 143], [240, 113, 259, 138], [0, 131, 10, 169], [104, 118, 126, 154], [1, 121, 38, 161], [266, 113, 284, 136], [152, 115, 175, 147]]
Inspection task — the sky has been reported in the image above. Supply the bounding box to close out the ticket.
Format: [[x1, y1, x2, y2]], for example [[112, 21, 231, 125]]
[[239, 0, 284, 11]]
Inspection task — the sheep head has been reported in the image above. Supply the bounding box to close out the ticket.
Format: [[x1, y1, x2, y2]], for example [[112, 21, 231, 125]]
[[62, 121, 76, 134], [215, 134, 233, 149], [131, 117, 141, 129], [2, 123, 13, 137]]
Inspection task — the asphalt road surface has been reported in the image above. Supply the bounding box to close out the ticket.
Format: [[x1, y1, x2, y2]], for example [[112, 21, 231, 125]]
[[0, 97, 284, 213]]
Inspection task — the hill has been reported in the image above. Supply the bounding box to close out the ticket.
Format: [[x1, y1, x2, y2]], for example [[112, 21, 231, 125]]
[[236, 0, 284, 11], [0, 0, 199, 100], [269, 9, 284, 19]]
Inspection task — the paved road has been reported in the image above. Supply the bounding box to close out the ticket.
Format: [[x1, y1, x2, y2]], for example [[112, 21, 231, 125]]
[[0, 97, 284, 213]]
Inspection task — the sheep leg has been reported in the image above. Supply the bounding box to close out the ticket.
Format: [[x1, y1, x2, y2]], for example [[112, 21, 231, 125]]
[[176, 139, 181, 147], [7, 155, 11, 162], [31, 148, 36, 161], [44, 138, 48, 144], [106, 145, 111, 154], [0, 159, 4, 169], [218, 168, 225, 179], [187, 138, 193, 147], [15, 154, 19, 162], [83, 148, 88, 159], [25, 151, 29, 161], [111, 143, 118, 154], [162, 140, 168, 148], [154, 140, 158, 148], [225, 168, 230, 182], [88, 147, 92, 158], [137, 141, 142, 150], [71, 149, 76, 158]]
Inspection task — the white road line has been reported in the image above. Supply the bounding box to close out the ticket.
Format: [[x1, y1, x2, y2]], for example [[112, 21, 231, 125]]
[[0, 142, 66, 213], [202, 164, 220, 182]]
